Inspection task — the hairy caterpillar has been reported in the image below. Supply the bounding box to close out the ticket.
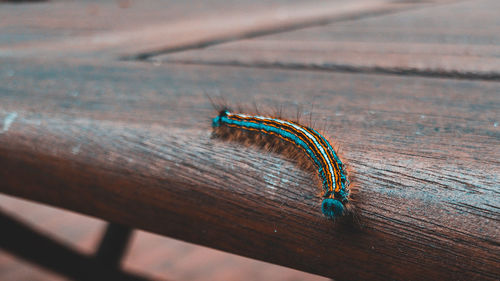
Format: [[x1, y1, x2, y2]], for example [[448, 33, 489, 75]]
[[212, 108, 352, 219]]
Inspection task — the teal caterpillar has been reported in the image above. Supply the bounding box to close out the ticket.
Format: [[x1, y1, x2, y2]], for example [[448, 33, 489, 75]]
[[212, 109, 351, 219]]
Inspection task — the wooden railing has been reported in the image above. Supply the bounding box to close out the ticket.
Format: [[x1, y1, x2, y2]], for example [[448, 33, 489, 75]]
[[0, 0, 498, 280]]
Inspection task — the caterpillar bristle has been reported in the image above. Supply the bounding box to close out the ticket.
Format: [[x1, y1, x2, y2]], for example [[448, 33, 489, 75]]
[[210, 103, 355, 221]]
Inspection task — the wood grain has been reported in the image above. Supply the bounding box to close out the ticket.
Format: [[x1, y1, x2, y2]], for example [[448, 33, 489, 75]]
[[157, 0, 500, 80], [0, 0, 460, 60], [1, 58, 498, 280]]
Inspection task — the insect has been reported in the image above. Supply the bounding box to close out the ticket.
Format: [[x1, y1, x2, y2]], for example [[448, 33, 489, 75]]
[[212, 108, 351, 219]]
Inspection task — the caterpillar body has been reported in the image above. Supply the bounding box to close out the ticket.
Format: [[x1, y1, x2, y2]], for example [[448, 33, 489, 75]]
[[212, 109, 351, 219]]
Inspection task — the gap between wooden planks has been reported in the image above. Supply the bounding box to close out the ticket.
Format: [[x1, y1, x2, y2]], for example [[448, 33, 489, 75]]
[[154, 0, 500, 81], [0, 0, 463, 60]]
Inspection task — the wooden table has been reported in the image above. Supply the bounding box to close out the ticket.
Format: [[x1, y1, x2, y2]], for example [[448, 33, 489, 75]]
[[1, 0, 498, 280]]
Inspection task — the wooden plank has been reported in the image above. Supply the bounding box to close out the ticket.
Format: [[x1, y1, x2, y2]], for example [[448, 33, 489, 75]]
[[157, 0, 500, 80], [0, 0, 309, 46], [1, 58, 498, 280], [0, 0, 459, 60]]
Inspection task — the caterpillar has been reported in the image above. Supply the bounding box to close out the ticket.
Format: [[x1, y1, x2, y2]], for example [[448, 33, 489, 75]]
[[212, 108, 351, 219]]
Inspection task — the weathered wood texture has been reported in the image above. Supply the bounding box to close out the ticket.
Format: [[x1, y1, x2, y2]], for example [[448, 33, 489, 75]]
[[0, 0, 459, 60], [158, 0, 500, 80], [1, 58, 498, 280]]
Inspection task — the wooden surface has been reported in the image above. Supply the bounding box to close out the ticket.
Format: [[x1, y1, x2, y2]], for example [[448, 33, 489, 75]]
[[1, 0, 459, 59], [1, 57, 498, 280], [0, 0, 499, 280], [158, 0, 500, 80]]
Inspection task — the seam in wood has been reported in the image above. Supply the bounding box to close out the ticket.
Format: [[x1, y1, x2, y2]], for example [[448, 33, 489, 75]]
[[152, 59, 500, 82], [121, 1, 464, 61]]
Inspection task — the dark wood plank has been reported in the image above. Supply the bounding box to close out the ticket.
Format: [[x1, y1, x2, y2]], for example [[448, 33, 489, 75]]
[[157, 0, 500, 79], [1, 58, 498, 280], [0, 0, 459, 60]]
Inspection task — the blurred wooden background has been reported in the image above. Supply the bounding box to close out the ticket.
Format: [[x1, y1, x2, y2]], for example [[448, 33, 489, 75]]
[[0, 194, 326, 280], [0, 0, 498, 280]]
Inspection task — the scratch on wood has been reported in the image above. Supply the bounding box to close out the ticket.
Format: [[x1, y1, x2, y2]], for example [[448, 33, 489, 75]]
[[1, 112, 17, 134], [71, 144, 81, 155]]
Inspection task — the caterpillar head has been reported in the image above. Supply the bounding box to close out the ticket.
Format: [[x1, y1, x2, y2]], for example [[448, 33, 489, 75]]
[[321, 198, 345, 219], [212, 109, 230, 127]]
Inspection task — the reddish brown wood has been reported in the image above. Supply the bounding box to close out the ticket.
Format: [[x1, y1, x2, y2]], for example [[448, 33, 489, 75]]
[[0, 0, 459, 60], [158, 0, 500, 80], [0, 58, 498, 280], [1, 0, 311, 46]]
